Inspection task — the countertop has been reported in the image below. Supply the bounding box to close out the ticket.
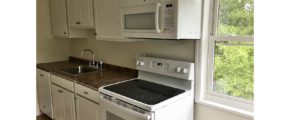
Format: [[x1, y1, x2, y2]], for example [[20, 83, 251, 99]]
[[37, 57, 138, 91]]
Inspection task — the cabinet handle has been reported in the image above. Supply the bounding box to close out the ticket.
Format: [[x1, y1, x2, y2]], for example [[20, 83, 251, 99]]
[[58, 90, 63, 93], [40, 74, 44, 77], [76, 21, 81, 24], [94, 32, 97, 36], [64, 32, 67, 34], [83, 91, 89, 94]]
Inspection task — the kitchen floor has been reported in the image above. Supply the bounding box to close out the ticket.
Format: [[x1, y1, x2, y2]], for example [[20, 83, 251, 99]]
[[36, 114, 51, 120]]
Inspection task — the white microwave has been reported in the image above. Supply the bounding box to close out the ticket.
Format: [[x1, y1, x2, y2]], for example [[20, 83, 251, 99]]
[[121, 0, 202, 40]]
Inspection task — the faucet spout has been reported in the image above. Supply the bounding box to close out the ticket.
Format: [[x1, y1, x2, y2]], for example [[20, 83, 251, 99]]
[[80, 49, 95, 66]]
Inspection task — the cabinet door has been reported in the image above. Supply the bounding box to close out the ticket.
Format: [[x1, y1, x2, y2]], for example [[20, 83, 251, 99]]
[[95, 0, 123, 40], [37, 69, 53, 118], [80, 0, 94, 27], [52, 84, 64, 120], [50, 0, 68, 37], [67, 0, 94, 28], [52, 84, 76, 120], [67, 0, 80, 28], [75, 95, 99, 120]]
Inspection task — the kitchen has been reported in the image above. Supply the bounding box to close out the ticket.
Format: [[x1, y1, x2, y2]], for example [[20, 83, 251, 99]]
[[2, 0, 290, 120], [36, 0, 252, 120]]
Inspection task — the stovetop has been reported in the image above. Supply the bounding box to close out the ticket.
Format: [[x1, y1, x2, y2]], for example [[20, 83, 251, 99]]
[[103, 79, 185, 105]]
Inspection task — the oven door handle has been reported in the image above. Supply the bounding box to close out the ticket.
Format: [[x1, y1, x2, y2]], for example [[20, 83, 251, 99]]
[[100, 97, 151, 120]]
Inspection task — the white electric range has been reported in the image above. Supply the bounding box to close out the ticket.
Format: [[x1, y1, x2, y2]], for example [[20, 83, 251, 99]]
[[98, 57, 195, 120]]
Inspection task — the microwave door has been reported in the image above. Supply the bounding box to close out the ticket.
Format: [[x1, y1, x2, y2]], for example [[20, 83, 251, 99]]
[[99, 97, 151, 120], [124, 13, 155, 32], [123, 3, 161, 34]]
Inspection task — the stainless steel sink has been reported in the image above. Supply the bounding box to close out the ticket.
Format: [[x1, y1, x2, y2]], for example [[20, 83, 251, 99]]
[[61, 66, 98, 75]]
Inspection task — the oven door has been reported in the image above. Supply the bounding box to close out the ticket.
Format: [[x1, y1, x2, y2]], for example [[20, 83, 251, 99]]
[[99, 96, 152, 120]]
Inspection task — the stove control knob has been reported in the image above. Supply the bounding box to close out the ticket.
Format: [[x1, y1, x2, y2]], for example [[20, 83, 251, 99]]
[[140, 61, 145, 66], [182, 68, 189, 74], [176, 67, 182, 73], [136, 61, 140, 66]]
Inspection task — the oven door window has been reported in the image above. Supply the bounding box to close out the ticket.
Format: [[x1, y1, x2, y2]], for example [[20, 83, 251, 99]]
[[124, 13, 155, 30], [106, 112, 125, 120], [100, 97, 151, 120]]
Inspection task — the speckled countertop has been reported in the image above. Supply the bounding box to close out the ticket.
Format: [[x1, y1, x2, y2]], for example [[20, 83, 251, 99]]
[[37, 57, 138, 91]]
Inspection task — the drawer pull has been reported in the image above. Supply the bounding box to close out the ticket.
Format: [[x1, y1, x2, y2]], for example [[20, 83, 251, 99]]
[[40, 74, 44, 77], [83, 91, 89, 94], [58, 90, 63, 93]]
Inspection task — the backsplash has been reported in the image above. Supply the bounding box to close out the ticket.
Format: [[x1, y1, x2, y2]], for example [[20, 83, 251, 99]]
[[69, 32, 195, 69]]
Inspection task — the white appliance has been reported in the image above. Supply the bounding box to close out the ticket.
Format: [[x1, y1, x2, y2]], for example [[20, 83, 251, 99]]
[[121, 0, 202, 39], [99, 57, 195, 120]]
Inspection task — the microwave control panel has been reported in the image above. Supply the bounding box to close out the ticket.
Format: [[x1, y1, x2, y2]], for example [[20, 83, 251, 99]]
[[162, 1, 175, 32]]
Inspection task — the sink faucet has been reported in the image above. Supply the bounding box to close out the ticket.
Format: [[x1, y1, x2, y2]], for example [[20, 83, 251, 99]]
[[80, 49, 96, 67]]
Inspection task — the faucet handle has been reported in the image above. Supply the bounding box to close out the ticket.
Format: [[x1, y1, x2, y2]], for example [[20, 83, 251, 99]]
[[99, 60, 103, 69], [89, 61, 96, 67]]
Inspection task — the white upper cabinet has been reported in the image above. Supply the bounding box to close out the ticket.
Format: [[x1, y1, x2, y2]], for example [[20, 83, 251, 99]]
[[94, 0, 124, 41], [67, 0, 94, 28], [50, 0, 68, 37], [50, 0, 89, 38]]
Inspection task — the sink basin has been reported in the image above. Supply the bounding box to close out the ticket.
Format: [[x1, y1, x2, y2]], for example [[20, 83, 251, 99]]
[[61, 66, 98, 75]]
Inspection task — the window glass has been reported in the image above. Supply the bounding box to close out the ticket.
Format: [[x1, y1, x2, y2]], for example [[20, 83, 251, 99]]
[[213, 41, 254, 100], [216, 0, 254, 36]]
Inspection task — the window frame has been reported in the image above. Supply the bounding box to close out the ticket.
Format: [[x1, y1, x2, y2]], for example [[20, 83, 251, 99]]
[[195, 0, 254, 117], [206, 36, 254, 111]]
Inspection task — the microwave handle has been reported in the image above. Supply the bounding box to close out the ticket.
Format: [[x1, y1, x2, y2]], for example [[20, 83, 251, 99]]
[[155, 2, 161, 33]]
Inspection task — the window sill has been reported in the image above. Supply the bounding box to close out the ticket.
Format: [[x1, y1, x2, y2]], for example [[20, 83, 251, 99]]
[[195, 99, 254, 118]]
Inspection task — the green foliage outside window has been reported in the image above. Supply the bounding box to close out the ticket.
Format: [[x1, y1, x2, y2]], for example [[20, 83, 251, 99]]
[[217, 0, 254, 36], [213, 0, 254, 100]]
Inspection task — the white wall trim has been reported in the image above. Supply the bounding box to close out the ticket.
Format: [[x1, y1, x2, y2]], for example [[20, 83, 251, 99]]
[[195, 99, 254, 118]]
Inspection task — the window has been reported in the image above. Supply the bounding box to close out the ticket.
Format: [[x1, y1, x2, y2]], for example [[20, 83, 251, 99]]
[[196, 0, 254, 116], [212, 41, 254, 101]]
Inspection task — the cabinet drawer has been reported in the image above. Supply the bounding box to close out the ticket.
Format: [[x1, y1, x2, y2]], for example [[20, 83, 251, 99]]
[[75, 83, 99, 103], [37, 69, 50, 79], [51, 74, 74, 91]]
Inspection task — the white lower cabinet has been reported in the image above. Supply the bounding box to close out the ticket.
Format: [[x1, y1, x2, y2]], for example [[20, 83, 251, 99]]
[[37, 69, 53, 118], [51, 84, 76, 120], [44, 73, 100, 120], [75, 95, 99, 120]]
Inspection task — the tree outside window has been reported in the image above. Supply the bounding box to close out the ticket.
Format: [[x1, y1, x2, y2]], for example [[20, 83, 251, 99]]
[[211, 0, 254, 100]]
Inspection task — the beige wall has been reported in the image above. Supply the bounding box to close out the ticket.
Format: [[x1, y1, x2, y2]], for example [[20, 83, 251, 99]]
[[37, 0, 70, 63], [70, 33, 195, 69]]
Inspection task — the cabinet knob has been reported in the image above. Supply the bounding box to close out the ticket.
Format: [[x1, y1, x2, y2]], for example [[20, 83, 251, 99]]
[[84, 91, 89, 94], [76, 21, 81, 24], [94, 32, 97, 36], [40, 74, 44, 77], [64, 32, 67, 34]]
